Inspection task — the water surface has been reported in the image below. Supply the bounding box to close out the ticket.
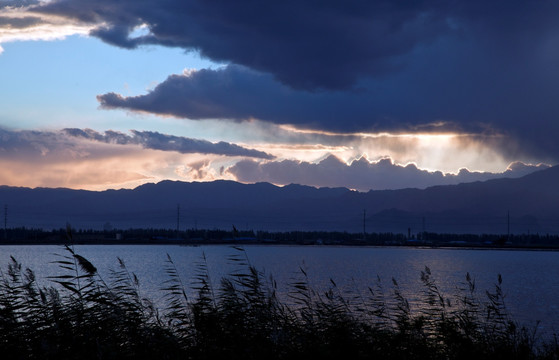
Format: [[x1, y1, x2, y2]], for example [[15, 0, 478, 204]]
[[1, 245, 557, 334]]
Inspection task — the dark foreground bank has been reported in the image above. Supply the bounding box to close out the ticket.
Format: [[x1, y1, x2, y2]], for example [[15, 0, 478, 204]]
[[0, 245, 557, 360]]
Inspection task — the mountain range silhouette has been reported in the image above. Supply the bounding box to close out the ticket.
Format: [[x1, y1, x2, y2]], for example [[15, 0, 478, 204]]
[[1, 165, 558, 234]]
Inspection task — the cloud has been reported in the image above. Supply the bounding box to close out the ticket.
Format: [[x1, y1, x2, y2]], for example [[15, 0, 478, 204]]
[[8, 1, 559, 161], [227, 155, 549, 192], [0, 16, 42, 29], [0, 127, 149, 189], [97, 65, 325, 125], [239, 127, 517, 174], [0, 2, 92, 50], [34, 1, 559, 91], [0, 127, 549, 191], [92, 64, 502, 133], [0, 127, 268, 190], [95, 64, 559, 163], [34, 0, 460, 90], [63, 128, 274, 159]]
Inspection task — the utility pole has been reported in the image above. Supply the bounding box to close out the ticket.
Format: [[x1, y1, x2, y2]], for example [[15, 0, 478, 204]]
[[422, 216, 426, 241], [363, 209, 366, 240], [3, 205, 6, 240], [176, 204, 180, 234], [507, 210, 510, 241]]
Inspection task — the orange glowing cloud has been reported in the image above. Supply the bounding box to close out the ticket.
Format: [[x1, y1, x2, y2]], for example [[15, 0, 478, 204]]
[[0, 128, 251, 190]]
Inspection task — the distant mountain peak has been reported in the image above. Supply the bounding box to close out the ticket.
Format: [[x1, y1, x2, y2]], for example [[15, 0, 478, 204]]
[[0, 167, 557, 234]]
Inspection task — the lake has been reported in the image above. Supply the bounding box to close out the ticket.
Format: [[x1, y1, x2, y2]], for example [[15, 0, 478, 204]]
[[1, 244, 558, 335]]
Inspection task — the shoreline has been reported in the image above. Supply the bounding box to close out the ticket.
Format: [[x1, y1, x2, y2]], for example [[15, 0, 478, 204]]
[[2, 238, 559, 252]]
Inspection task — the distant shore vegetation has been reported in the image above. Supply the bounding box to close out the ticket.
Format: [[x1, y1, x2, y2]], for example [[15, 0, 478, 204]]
[[0, 245, 558, 359], [2, 226, 559, 249]]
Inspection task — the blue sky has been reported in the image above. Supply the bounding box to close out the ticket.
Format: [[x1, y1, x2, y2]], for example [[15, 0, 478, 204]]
[[0, 35, 216, 133], [0, 0, 556, 191]]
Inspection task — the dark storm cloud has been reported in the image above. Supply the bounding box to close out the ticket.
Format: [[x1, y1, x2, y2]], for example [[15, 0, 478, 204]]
[[64, 128, 274, 159], [228, 156, 549, 192], [35, 0, 458, 90], [97, 65, 351, 127], [34, 1, 559, 89], [34, 0, 559, 160], [96, 63, 559, 162], [95, 64, 489, 133]]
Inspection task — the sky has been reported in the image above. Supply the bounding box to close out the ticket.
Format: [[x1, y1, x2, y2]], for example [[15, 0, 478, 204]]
[[0, 0, 557, 191]]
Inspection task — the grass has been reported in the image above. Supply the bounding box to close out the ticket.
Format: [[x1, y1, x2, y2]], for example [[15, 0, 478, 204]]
[[0, 245, 557, 359]]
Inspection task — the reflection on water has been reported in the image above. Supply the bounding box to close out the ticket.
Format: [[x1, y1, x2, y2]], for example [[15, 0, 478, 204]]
[[0, 245, 558, 333]]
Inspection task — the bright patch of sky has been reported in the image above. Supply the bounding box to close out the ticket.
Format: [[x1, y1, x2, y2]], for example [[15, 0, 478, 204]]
[[0, 34, 220, 136]]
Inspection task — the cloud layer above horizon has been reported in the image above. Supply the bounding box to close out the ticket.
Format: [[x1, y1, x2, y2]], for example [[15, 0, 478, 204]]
[[0, 128, 269, 189], [1, 0, 558, 191], [25, 0, 559, 162], [228, 156, 549, 192], [0, 127, 548, 191]]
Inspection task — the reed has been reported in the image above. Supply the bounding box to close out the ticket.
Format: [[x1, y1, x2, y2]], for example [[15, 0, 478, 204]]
[[0, 246, 554, 359]]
